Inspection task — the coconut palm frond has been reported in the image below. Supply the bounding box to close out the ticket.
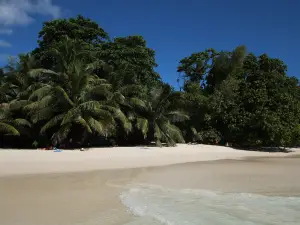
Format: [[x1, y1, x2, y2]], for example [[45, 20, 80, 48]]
[[90, 84, 112, 98], [74, 116, 92, 133], [52, 123, 72, 144], [119, 84, 145, 96], [29, 69, 59, 79], [167, 111, 189, 122], [88, 78, 108, 86], [13, 118, 32, 128], [0, 108, 10, 120], [86, 117, 105, 135], [166, 124, 185, 144], [0, 122, 20, 136], [128, 97, 146, 109], [29, 85, 52, 101], [40, 113, 65, 134], [24, 101, 40, 112], [113, 109, 132, 132], [86, 60, 108, 72], [52, 86, 74, 107], [154, 123, 162, 141], [30, 107, 54, 124], [111, 92, 125, 104], [61, 107, 81, 126], [37, 95, 56, 109], [136, 117, 148, 138], [78, 101, 101, 112]]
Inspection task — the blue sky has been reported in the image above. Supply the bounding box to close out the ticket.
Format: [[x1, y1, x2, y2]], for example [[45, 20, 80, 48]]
[[0, 0, 299, 87]]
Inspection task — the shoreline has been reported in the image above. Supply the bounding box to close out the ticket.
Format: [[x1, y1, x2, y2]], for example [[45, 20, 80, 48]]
[[1, 144, 300, 177]]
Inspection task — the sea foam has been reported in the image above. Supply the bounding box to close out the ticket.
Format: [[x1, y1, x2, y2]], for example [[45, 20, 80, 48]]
[[120, 184, 300, 225]]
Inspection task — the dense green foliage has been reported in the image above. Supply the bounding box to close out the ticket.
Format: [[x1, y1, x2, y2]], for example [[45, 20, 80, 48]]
[[178, 47, 300, 149], [1, 15, 300, 149]]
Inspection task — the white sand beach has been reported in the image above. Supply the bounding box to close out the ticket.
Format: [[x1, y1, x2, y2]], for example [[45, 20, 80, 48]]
[[1, 144, 300, 225], [0, 144, 299, 176]]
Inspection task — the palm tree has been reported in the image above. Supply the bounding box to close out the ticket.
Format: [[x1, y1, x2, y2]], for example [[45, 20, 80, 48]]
[[4, 55, 36, 94], [27, 63, 132, 147], [128, 84, 189, 146], [0, 55, 35, 144], [25, 37, 131, 147], [0, 103, 31, 136]]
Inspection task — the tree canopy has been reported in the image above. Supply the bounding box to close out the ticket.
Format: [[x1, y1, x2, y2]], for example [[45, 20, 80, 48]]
[[1, 15, 299, 150]]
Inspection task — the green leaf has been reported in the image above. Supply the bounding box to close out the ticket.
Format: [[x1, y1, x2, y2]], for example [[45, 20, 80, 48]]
[[40, 113, 65, 134], [167, 124, 185, 143], [113, 109, 132, 132], [13, 119, 32, 128], [0, 122, 20, 136], [86, 117, 105, 135], [61, 107, 81, 125], [0, 107, 10, 120], [53, 86, 74, 107], [30, 107, 54, 124], [9, 100, 29, 111], [29, 85, 52, 101], [29, 69, 58, 79], [167, 111, 189, 122], [78, 101, 101, 112], [120, 84, 144, 96], [129, 98, 146, 109], [53, 123, 72, 144], [154, 123, 162, 140], [74, 117, 92, 133], [136, 117, 148, 138]]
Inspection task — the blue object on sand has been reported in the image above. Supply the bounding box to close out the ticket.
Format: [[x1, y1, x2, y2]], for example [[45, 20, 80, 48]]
[[54, 147, 62, 152]]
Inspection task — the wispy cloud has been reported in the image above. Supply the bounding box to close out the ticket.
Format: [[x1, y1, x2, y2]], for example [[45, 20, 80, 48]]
[[0, 0, 61, 26], [0, 28, 13, 35], [0, 39, 11, 47]]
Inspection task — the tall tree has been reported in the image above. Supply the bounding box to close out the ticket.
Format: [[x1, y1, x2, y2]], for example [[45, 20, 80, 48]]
[[178, 46, 246, 93], [206, 45, 247, 93], [209, 53, 300, 148], [32, 15, 109, 69], [177, 48, 217, 89], [97, 35, 161, 89], [26, 37, 131, 147], [0, 54, 38, 146], [36, 15, 109, 48]]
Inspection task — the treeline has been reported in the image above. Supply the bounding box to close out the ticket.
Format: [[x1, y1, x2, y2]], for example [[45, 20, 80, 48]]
[[1, 15, 300, 149]]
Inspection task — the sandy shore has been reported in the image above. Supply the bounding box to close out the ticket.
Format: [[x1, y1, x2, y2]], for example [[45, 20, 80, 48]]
[[1, 145, 300, 225], [1, 144, 300, 177]]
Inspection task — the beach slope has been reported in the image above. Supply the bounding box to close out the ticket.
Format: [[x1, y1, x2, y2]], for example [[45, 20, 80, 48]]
[[1, 144, 299, 176]]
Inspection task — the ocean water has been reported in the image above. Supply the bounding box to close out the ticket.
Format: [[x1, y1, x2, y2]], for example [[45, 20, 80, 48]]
[[120, 184, 300, 225]]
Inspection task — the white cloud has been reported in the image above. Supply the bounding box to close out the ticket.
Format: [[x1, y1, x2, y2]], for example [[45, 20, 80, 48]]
[[0, 0, 61, 26], [0, 28, 12, 35], [0, 39, 11, 47]]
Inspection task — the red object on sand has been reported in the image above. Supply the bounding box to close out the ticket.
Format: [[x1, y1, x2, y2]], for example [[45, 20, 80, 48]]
[[45, 146, 53, 150]]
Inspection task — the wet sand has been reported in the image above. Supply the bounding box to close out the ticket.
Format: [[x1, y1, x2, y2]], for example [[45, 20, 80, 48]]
[[1, 156, 300, 225], [0, 170, 135, 225], [135, 156, 300, 196]]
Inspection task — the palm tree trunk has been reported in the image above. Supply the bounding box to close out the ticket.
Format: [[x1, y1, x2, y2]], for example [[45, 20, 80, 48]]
[[147, 121, 155, 145]]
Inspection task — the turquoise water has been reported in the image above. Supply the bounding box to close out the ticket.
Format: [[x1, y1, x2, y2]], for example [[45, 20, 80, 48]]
[[120, 184, 300, 225]]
